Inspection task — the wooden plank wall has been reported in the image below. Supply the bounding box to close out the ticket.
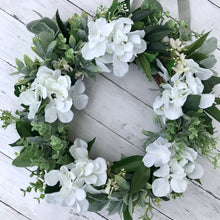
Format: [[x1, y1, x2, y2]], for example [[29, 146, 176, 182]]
[[0, 0, 220, 219]]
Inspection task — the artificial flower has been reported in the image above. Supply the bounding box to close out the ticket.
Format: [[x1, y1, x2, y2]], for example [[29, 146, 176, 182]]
[[19, 89, 41, 119], [45, 98, 74, 123], [142, 137, 172, 167], [82, 17, 146, 77], [69, 79, 88, 110]]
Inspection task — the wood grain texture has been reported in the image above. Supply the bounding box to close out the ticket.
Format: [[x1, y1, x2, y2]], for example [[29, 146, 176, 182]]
[[0, 202, 29, 220], [0, 0, 220, 220]]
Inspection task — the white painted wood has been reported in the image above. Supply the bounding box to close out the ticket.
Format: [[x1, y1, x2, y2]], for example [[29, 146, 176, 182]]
[[0, 202, 29, 220], [0, 0, 220, 220]]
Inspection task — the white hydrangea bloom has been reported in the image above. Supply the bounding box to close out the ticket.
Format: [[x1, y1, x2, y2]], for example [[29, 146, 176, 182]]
[[149, 140, 204, 197], [142, 137, 172, 167], [44, 138, 107, 212], [19, 66, 88, 123], [82, 17, 146, 77], [153, 81, 191, 120], [45, 166, 89, 213], [45, 98, 74, 123]]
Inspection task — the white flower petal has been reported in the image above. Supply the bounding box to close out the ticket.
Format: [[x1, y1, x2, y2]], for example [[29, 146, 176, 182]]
[[184, 162, 195, 174], [76, 199, 89, 213], [45, 102, 58, 123], [170, 177, 187, 193], [152, 178, 170, 197], [58, 110, 74, 123], [75, 189, 86, 201], [95, 172, 107, 186], [154, 164, 170, 178], [73, 94, 88, 110], [187, 163, 204, 179], [44, 170, 60, 186], [142, 153, 156, 168], [70, 80, 86, 96], [199, 94, 215, 109], [113, 55, 129, 77], [164, 103, 183, 120]]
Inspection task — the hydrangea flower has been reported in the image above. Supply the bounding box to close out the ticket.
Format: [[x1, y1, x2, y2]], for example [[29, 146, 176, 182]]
[[82, 17, 146, 77], [19, 66, 88, 123], [44, 138, 107, 213], [45, 166, 89, 213], [148, 139, 204, 197], [142, 137, 172, 167]]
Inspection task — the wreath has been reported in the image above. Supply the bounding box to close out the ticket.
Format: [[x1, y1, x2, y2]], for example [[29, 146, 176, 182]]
[[1, 0, 220, 219]]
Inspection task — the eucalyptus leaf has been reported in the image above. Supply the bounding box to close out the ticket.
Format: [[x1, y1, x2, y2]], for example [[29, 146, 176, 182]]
[[197, 37, 217, 54], [185, 32, 210, 56], [200, 56, 217, 69], [27, 17, 58, 34]]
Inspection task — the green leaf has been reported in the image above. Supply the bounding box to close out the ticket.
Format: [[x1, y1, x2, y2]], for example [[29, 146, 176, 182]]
[[185, 32, 210, 56], [107, 200, 123, 215], [108, 0, 118, 15], [16, 120, 34, 138], [130, 162, 150, 194], [111, 155, 143, 173], [45, 183, 61, 194], [15, 58, 25, 69], [87, 193, 109, 212], [27, 17, 58, 34], [138, 54, 152, 81], [23, 55, 33, 67], [143, 52, 158, 62], [205, 105, 220, 122], [147, 42, 167, 53], [69, 35, 76, 48], [88, 137, 96, 153], [202, 76, 220, 93], [188, 52, 209, 63], [197, 37, 218, 54], [200, 56, 217, 69], [10, 139, 23, 147], [215, 97, 220, 105], [132, 9, 152, 22], [12, 150, 33, 167], [114, 175, 130, 192], [46, 41, 56, 58], [145, 25, 171, 43], [56, 10, 70, 40], [123, 206, 132, 220], [183, 95, 201, 113]]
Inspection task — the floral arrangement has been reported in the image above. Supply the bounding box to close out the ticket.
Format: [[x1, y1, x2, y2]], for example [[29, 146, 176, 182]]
[[1, 0, 220, 219]]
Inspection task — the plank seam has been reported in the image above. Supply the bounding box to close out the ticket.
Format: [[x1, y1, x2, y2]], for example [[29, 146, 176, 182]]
[[192, 181, 220, 201], [208, 0, 220, 9], [0, 200, 31, 220], [0, 57, 16, 68], [65, 0, 93, 17], [0, 7, 25, 25], [100, 73, 153, 110], [82, 110, 144, 152]]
